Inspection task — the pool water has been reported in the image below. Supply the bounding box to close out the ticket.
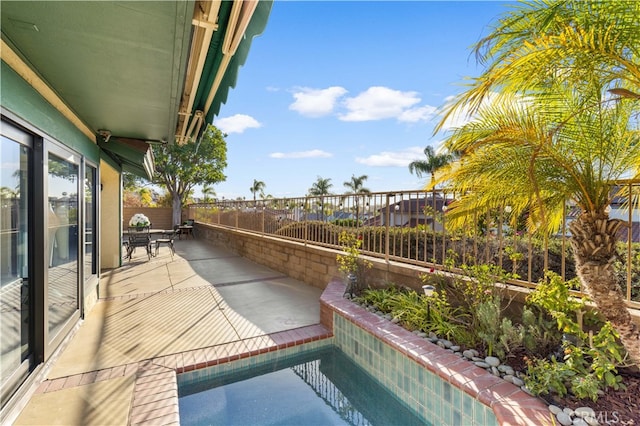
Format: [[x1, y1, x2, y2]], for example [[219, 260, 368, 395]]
[[178, 347, 427, 426]]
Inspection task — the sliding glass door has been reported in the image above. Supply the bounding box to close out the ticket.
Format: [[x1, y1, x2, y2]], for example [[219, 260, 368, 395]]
[[47, 148, 80, 342], [1, 123, 32, 404]]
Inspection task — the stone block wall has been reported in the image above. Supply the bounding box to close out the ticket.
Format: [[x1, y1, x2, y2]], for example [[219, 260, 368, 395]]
[[196, 223, 431, 291]]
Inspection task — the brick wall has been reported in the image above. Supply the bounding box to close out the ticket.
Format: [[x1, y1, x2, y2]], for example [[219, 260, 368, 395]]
[[123, 207, 173, 231]]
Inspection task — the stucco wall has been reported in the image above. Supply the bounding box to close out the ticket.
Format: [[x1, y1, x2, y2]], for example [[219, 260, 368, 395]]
[[100, 161, 121, 270]]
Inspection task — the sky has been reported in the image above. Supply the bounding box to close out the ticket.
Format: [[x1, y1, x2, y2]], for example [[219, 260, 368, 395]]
[[209, 1, 510, 200]]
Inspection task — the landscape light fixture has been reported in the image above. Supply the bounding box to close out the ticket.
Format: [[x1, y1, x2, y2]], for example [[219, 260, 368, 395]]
[[422, 285, 436, 322]]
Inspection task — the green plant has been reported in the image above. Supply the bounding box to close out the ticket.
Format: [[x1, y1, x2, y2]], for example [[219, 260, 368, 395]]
[[336, 230, 372, 296], [524, 272, 628, 401], [504, 245, 524, 276]]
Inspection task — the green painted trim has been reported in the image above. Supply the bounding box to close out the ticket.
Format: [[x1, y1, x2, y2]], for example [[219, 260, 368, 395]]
[[1, 60, 99, 161]]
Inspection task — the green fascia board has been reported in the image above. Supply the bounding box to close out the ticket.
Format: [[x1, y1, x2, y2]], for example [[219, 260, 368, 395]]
[[195, 0, 273, 128], [1, 60, 99, 162]]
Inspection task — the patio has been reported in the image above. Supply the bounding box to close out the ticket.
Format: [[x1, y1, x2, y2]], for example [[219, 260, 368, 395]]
[[10, 239, 326, 425]]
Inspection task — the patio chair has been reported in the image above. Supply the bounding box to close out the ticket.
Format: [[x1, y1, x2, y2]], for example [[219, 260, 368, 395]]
[[126, 226, 152, 261], [155, 229, 176, 259], [177, 219, 195, 239]]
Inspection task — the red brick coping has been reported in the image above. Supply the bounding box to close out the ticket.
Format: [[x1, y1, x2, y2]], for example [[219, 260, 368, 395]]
[[320, 278, 552, 426], [35, 324, 331, 425]]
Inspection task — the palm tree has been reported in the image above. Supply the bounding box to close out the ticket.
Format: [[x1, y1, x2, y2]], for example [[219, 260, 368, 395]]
[[408, 146, 453, 187], [249, 179, 266, 205], [438, 82, 640, 365], [308, 176, 333, 221], [343, 175, 370, 222], [434, 0, 640, 367], [202, 184, 216, 203], [436, 0, 640, 129]]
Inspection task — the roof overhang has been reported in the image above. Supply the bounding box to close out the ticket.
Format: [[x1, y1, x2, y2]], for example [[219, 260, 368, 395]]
[[1, 0, 272, 177]]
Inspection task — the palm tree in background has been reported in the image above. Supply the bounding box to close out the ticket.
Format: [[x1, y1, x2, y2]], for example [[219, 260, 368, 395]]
[[308, 176, 333, 221], [249, 179, 266, 205], [202, 184, 216, 203], [343, 174, 370, 222], [436, 0, 640, 365], [408, 146, 453, 188]]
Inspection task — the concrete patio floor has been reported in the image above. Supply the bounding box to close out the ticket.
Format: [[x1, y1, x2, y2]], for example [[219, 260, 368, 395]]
[[11, 239, 325, 425]]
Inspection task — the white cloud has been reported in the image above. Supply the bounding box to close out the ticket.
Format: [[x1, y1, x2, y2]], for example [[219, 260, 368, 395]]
[[269, 149, 333, 159], [215, 114, 262, 134], [340, 86, 423, 122], [289, 86, 348, 117], [398, 105, 439, 123], [356, 146, 425, 167]]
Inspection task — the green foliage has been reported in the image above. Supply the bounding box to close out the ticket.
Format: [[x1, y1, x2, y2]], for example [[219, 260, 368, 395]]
[[152, 124, 227, 207], [332, 219, 361, 227], [524, 273, 627, 401]]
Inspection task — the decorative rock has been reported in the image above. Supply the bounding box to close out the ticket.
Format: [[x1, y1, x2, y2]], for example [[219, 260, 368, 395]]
[[383, 314, 392, 320], [462, 350, 475, 360], [511, 377, 525, 387], [469, 349, 480, 357], [574, 407, 595, 419], [503, 374, 515, 384], [391, 317, 400, 324], [471, 357, 485, 362], [549, 405, 562, 415], [572, 419, 588, 426], [437, 340, 446, 349], [473, 361, 490, 369], [416, 332, 427, 338], [584, 416, 599, 426], [450, 345, 461, 352], [427, 337, 439, 343], [440, 339, 453, 349], [485, 356, 500, 367], [428, 332, 438, 339], [498, 365, 514, 375], [490, 366, 500, 376], [556, 411, 573, 426]]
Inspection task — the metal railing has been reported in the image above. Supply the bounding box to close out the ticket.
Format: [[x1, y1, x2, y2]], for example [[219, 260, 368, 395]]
[[187, 184, 639, 304]]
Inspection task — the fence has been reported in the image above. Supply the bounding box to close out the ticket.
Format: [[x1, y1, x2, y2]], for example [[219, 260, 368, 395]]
[[186, 184, 639, 305]]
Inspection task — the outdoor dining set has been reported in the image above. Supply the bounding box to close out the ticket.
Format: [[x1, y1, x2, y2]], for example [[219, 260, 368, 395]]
[[123, 220, 194, 261]]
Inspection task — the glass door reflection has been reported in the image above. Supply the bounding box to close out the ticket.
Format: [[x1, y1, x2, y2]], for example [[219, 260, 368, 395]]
[[0, 127, 31, 405], [47, 152, 79, 340]]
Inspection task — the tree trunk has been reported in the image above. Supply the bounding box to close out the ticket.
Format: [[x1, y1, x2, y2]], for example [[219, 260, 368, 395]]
[[172, 195, 182, 227], [569, 211, 640, 367]]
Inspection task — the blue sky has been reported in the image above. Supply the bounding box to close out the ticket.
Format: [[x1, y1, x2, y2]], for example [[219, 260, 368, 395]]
[[210, 1, 509, 200]]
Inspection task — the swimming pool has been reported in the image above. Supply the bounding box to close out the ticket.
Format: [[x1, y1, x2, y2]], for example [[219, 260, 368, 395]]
[[178, 346, 426, 426]]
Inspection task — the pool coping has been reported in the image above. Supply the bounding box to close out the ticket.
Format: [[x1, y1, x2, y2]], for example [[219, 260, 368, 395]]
[[320, 278, 552, 426], [35, 278, 551, 425], [34, 324, 332, 425]]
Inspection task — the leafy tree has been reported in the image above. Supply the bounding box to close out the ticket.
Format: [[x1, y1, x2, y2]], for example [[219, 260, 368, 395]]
[[249, 179, 266, 205], [123, 172, 144, 191], [408, 146, 453, 187], [152, 124, 227, 225], [436, 0, 640, 365]]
